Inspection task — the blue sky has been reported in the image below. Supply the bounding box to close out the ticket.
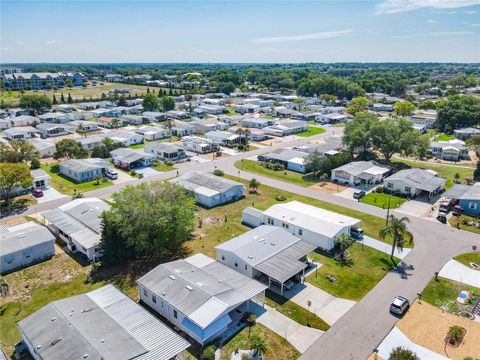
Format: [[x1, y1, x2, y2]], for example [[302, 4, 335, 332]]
[[1, 0, 479, 63]]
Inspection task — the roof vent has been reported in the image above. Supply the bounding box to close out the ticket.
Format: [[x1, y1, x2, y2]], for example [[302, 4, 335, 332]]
[[17, 233, 26, 238], [162, 291, 166, 296], [83, 354, 89, 359], [185, 285, 193, 291], [174, 269, 181, 274], [248, 256, 254, 259], [51, 317, 56, 321], [101, 339, 105, 343], [36, 345, 42, 349], [258, 238, 265, 242], [196, 281, 203, 286], [270, 242, 275, 246], [169, 275, 176, 280], [51, 338, 61, 346]]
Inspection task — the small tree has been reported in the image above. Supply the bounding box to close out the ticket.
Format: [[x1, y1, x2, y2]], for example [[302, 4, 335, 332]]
[[380, 215, 414, 264], [250, 333, 267, 357], [388, 347, 419, 360], [162, 96, 176, 111], [93, 176, 101, 185], [454, 172, 461, 183], [245, 312, 256, 338], [30, 158, 41, 169], [213, 169, 224, 177], [304, 149, 325, 178], [334, 233, 354, 261], [249, 178, 260, 194], [143, 93, 161, 111], [67, 93, 73, 104], [0, 162, 33, 205]]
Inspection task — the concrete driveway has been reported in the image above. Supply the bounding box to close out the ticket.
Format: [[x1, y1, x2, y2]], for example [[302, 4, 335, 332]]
[[253, 303, 324, 353], [334, 183, 377, 200], [439, 259, 480, 288], [396, 199, 433, 217], [284, 283, 356, 326], [36, 187, 68, 204], [134, 167, 159, 178], [112, 169, 134, 184]]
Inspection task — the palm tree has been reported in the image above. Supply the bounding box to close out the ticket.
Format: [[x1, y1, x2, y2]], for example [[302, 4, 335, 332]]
[[334, 233, 354, 261], [111, 117, 121, 130], [245, 312, 256, 338], [249, 178, 260, 194], [388, 346, 419, 360], [380, 215, 413, 264], [250, 333, 267, 357], [235, 128, 251, 150], [78, 122, 87, 138], [163, 118, 173, 142]]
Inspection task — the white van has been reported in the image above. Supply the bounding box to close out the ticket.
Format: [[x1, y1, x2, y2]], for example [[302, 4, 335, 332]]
[[105, 168, 118, 180]]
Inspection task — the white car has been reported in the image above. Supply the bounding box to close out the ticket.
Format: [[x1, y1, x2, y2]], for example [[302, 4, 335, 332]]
[[390, 296, 409, 315]]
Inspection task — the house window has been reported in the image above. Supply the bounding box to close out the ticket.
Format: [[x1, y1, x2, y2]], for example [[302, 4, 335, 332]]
[[267, 218, 274, 225], [469, 202, 477, 210], [245, 264, 248, 270], [298, 229, 303, 236], [173, 310, 178, 319], [152, 295, 157, 303], [143, 288, 147, 297], [221, 255, 225, 261], [234, 262, 238, 267], [282, 223, 289, 229], [405, 187, 411, 193], [387, 183, 393, 189]]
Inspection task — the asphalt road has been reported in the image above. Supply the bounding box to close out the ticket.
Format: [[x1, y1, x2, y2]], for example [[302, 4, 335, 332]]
[[3, 126, 479, 360]]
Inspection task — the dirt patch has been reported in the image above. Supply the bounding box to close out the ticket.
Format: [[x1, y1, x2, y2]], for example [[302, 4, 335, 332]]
[[0, 253, 90, 306], [0, 216, 28, 227], [203, 216, 220, 224], [309, 181, 348, 194], [397, 300, 480, 360]]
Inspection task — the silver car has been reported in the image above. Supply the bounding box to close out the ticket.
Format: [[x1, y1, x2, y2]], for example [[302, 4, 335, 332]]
[[390, 296, 409, 315]]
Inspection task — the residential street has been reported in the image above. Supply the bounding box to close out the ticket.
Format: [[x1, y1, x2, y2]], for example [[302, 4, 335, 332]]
[[2, 126, 479, 360]]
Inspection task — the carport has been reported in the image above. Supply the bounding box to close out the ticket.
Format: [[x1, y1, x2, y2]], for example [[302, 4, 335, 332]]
[[254, 241, 316, 296], [417, 176, 446, 199]]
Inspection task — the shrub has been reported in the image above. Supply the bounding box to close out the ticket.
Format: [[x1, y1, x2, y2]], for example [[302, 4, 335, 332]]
[[130, 170, 136, 176], [213, 169, 224, 177], [166, 160, 174, 167], [276, 194, 287, 201], [202, 345, 216, 360], [30, 158, 41, 169], [375, 186, 384, 193], [101, 177, 108, 184]]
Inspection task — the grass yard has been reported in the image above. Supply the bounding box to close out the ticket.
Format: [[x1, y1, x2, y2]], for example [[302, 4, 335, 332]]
[[307, 243, 397, 301], [453, 253, 480, 267], [360, 192, 406, 209], [295, 127, 326, 137], [421, 276, 480, 308], [41, 164, 113, 195], [449, 214, 480, 234], [435, 134, 455, 141], [152, 162, 176, 172], [265, 290, 330, 331], [235, 160, 316, 188], [190, 175, 394, 260], [0, 195, 37, 216], [330, 122, 346, 127], [392, 158, 473, 189], [219, 323, 300, 360], [129, 143, 145, 149]]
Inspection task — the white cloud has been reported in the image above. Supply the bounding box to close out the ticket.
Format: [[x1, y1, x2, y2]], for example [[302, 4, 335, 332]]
[[471, 23, 480, 26], [45, 40, 57, 45], [15, 41, 25, 45], [375, 0, 480, 15], [392, 30, 473, 38], [427, 19, 437, 23], [252, 30, 352, 43], [465, 9, 478, 13]]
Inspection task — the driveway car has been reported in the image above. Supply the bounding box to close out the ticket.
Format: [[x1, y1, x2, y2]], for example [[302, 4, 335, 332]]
[[353, 190, 366, 199]]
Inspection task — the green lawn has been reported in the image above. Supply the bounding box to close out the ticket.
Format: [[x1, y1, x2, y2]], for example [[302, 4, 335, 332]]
[[421, 276, 480, 308], [220, 323, 300, 360], [41, 164, 113, 195], [307, 243, 397, 301], [453, 253, 480, 267], [449, 214, 480, 234], [265, 290, 330, 331], [152, 162, 176, 172], [392, 158, 474, 189], [235, 160, 316, 187], [360, 192, 406, 209], [296, 127, 326, 137], [330, 123, 346, 127], [129, 143, 145, 149], [435, 134, 455, 141]]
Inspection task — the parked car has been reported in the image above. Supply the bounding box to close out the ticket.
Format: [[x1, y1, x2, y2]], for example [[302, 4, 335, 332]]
[[350, 226, 364, 239], [353, 190, 366, 200], [437, 211, 447, 223], [14, 341, 28, 359], [439, 200, 452, 213], [390, 296, 409, 315], [32, 188, 44, 198], [105, 168, 118, 180]]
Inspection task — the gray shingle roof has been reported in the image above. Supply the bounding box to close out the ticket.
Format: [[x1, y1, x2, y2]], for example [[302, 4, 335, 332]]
[[0, 222, 55, 257]]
